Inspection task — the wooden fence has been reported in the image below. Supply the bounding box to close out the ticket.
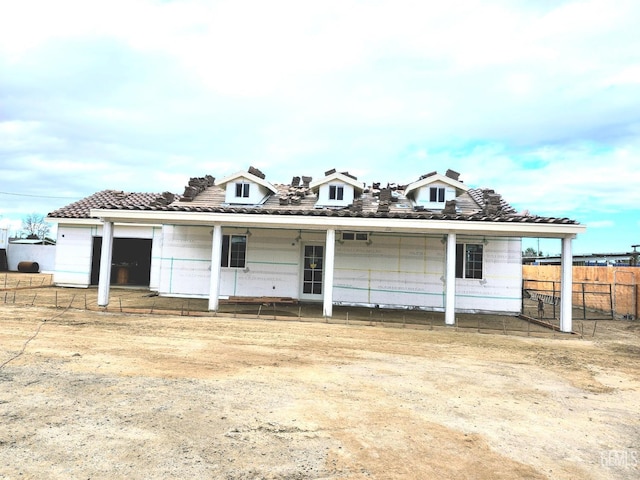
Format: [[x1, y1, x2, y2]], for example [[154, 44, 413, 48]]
[[523, 265, 639, 320]]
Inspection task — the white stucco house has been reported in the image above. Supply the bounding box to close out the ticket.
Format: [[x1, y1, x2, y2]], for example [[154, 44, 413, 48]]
[[47, 168, 586, 332]]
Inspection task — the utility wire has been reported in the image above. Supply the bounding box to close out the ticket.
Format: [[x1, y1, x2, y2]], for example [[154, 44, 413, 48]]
[[0, 191, 80, 200]]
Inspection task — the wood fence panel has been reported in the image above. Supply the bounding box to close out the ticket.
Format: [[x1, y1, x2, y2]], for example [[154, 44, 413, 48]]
[[523, 266, 638, 319]]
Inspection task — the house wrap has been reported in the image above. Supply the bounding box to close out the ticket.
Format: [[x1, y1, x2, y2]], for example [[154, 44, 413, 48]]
[[47, 168, 585, 332]]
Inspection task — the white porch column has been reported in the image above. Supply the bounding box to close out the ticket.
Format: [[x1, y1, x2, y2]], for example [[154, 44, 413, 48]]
[[445, 232, 457, 326], [560, 236, 574, 333], [323, 228, 336, 318], [208, 224, 223, 311], [97, 221, 114, 307]]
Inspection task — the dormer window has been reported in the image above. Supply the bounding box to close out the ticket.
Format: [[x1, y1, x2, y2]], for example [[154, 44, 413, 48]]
[[430, 187, 445, 203], [219, 169, 277, 205], [329, 185, 344, 201], [405, 173, 468, 211], [310, 171, 364, 208], [235, 182, 250, 198]]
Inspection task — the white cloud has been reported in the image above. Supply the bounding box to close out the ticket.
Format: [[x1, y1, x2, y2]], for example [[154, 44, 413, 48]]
[[428, 140, 640, 219], [587, 220, 615, 228], [0, 0, 639, 254]]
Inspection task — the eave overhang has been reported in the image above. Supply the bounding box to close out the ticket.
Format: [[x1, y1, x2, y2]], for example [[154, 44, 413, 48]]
[[90, 208, 586, 238], [47, 217, 102, 226]]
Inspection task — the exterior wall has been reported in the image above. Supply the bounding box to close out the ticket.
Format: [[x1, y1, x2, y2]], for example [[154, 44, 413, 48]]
[[158, 226, 522, 314], [413, 182, 457, 209], [53, 224, 158, 288], [333, 233, 446, 309], [334, 234, 521, 314], [157, 225, 212, 297], [227, 228, 319, 298], [157, 226, 319, 298], [7, 244, 56, 272], [455, 236, 522, 314], [316, 183, 355, 207], [53, 225, 96, 286]]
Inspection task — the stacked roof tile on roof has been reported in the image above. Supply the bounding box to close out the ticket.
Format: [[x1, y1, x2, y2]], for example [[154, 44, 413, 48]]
[[47, 178, 580, 225]]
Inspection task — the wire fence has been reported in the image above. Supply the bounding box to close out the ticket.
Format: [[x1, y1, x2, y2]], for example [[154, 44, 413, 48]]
[[1, 273, 572, 337], [5, 272, 631, 336], [522, 279, 615, 321]]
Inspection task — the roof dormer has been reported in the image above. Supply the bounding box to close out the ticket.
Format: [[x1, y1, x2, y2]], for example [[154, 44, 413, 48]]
[[309, 170, 365, 208], [217, 167, 277, 205], [404, 171, 468, 210]]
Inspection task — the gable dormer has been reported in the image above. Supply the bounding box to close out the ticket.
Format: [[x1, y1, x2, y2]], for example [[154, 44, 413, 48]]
[[404, 171, 468, 210], [309, 170, 365, 208], [217, 168, 277, 205]]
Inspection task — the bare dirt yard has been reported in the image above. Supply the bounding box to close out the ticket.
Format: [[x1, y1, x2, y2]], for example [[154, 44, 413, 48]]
[[1, 278, 639, 479]]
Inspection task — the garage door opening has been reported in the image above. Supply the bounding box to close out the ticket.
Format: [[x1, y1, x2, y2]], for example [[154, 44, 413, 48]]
[[91, 237, 152, 286]]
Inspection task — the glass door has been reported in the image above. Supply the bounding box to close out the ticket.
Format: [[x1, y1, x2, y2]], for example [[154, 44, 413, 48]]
[[302, 245, 324, 296]]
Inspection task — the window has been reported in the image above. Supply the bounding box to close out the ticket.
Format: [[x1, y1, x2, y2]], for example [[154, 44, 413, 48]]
[[341, 232, 369, 241], [221, 235, 247, 268], [329, 185, 344, 200], [430, 187, 445, 203], [455, 243, 483, 279], [235, 182, 250, 198]]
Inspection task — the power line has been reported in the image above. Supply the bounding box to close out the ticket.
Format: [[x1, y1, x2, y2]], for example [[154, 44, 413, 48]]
[[0, 191, 80, 200]]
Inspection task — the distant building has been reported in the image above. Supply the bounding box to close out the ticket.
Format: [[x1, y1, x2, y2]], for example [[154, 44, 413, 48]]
[[524, 251, 638, 267], [9, 237, 56, 246]]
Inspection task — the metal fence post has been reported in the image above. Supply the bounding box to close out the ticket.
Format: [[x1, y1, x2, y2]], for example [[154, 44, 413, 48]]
[[609, 284, 614, 318]]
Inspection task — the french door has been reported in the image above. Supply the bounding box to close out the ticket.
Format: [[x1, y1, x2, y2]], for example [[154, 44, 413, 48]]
[[302, 245, 324, 296]]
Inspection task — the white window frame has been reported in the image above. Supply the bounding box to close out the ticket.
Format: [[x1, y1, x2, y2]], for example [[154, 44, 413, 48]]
[[235, 182, 250, 198], [329, 185, 344, 201], [456, 243, 484, 279], [430, 186, 445, 203], [221, 234, 247, 268]]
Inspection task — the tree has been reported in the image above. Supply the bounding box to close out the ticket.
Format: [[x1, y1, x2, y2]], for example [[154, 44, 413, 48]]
[[21, 213, 51, 240], [523, 247, 543, 257]]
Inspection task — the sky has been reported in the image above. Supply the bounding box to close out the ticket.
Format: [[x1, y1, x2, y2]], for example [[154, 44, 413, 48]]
[[1, 0, 639, 256]]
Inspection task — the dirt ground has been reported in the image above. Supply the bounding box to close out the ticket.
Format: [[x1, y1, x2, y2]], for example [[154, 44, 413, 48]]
[[1, 275, 639, 479]]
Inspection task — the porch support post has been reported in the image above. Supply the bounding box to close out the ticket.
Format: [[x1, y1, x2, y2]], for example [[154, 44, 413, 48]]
[[97, 221, 114, 306], [323, 228, 336, 318], [445, 232, 456, 326], [208, 224, 223, 312], [560, 235, 574, 333]]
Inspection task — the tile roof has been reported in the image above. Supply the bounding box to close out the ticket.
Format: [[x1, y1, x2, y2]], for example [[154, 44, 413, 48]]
[[47, 174, 580, 225], [47, 190, 171, 219]]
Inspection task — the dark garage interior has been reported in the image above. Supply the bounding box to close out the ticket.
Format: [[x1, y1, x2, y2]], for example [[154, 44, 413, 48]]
[[91, 237, 152, 286]]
